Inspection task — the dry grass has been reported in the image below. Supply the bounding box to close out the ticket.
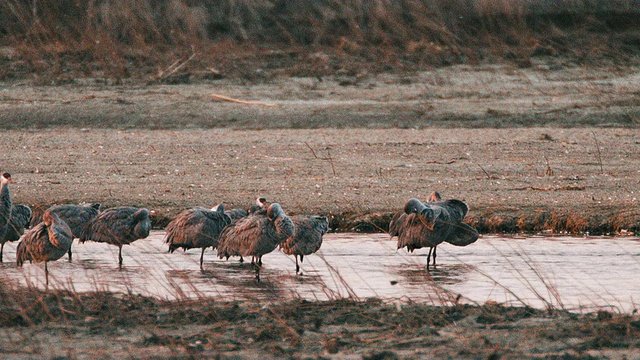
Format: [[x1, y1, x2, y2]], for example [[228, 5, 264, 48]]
[[1, 276, 639, 357], [467, 206, 640, 236], [1, 0, 639, 81]]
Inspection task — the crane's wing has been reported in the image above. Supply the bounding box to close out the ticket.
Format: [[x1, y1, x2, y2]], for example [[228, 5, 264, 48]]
[[4, 204, 32, 240], [443, 222, 479, 246], [388, 211, 406, 238], [11, 205, 32, 229], [16, 223, 47, 264], [48, 204, 100, 236], [165, 210, 191, 244], [225, 208, 248, 221], [280, 216, 325, 255], [165, 208, 229, 248], [217, 215, 265, 258], [443, 199, 469, 221], [397, 213, 442, 250], [80, 207, 139, 243]]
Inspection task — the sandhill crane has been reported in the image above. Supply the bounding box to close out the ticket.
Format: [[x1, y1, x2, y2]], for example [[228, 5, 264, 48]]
[[279, 215, 329, 274], [0, 204, 32, 262], [0, 173, 14, 232], [33, 203, 101, 261], [16, 211, 73, 285], [204, 198, 268, 266], [391, 192, 478, 270], [211, 204, 247, 223], [165, 204, 231, 269], [79, 207, 151, 268], [217, 203, 294, 280], [211, 196, 266, 222], [224, 208, 248, 222], [390, 191, 442, 266], [248, 197, 268, 215], [0, 173, 33, 263]]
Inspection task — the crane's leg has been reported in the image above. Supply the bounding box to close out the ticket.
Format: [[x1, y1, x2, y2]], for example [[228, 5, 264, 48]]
[[45, 261, 49, 286], [239, 256, 244, 263], [426, 248, 433, 271], [68, 247, 73, 262], [432, 246, 437, 267], [295, 255, 300, 274], [0, 243, 4, 262], [257, 256, 262, 266], [254, 262, 261, 282], [200, 248, 205, 270], [118, 245, 123, 269]]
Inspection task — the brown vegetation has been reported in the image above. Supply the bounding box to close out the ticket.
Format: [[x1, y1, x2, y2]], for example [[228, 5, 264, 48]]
[[1, 285, 639, 358], [1, 0, 640, 82]]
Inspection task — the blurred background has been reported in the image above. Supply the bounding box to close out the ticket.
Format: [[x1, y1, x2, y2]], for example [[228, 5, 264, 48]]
[[1, 0, 639, 81]]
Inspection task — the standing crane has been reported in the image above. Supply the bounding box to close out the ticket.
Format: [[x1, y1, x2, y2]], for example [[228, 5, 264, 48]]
[[32, 203, 101, 261], [79, 207, 151, 268], [389, 191, 442, 267], [0, 204, 32, 262], [165, 204, 231, 269], [391, 192, 478, 270], [16, 211, 73, 285], [280, 215, 329, 274], [217, 203, 294, 281], [0, 173, 14, 234]]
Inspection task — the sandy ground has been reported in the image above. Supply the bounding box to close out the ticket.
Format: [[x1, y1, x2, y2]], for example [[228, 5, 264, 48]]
[[2, 65, 640, 233], [1, 61, 640, 358], [1, 126, 640, 234]]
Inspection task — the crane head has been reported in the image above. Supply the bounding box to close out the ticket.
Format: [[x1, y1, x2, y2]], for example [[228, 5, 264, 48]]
[[1, 172, 13, 184]]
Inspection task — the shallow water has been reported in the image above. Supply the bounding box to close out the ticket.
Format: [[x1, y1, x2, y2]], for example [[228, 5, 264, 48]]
[[1, 231, 639, 312]]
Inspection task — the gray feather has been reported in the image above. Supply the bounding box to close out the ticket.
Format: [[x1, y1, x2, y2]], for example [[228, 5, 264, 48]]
[[444, 222, 479, 247], [224, 208, 248, 222], [2, 204, 32, 243], [217, 203, 294, 261], [0, 174, 12, 230], [165, 205, 231, 252], [40, 203, 100, 237], [392, 194, 478, 269], [280, 215, 328, 257], [79, 207, 150, 246], [16, 212, 73, 266]]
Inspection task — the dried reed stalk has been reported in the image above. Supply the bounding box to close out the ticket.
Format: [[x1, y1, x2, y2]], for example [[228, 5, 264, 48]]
[[211, 94, 279, 107], [590, 130, 604, 175]]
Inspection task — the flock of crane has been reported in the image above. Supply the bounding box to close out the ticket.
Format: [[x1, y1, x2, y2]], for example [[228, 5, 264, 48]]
[[0, 172, 479, 284]]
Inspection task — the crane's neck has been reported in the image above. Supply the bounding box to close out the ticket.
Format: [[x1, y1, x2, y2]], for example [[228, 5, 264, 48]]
[[0, 181, 11, 225]]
